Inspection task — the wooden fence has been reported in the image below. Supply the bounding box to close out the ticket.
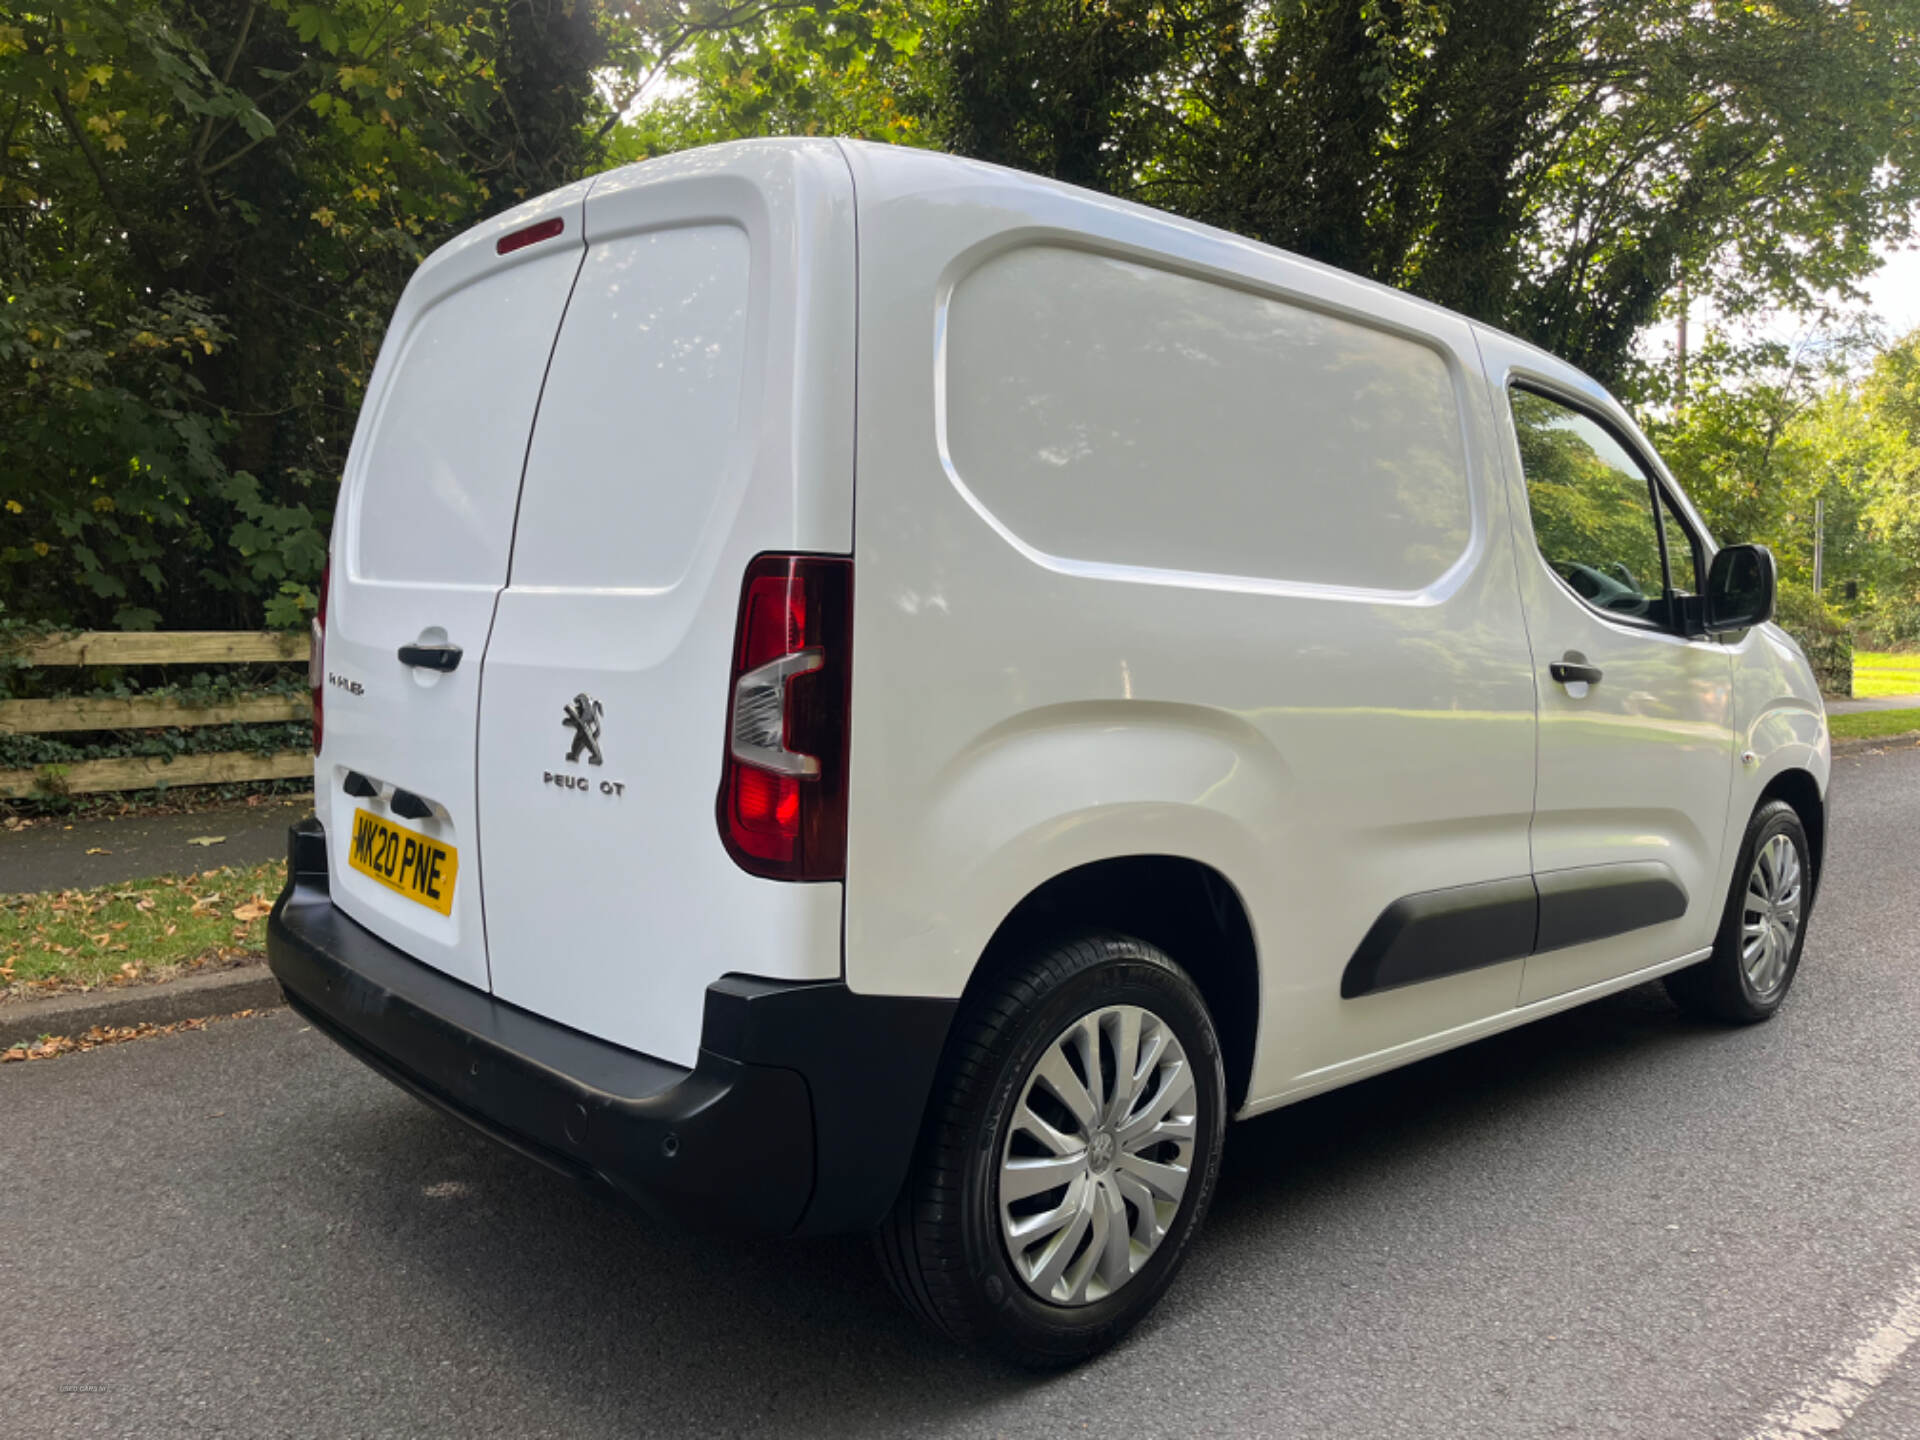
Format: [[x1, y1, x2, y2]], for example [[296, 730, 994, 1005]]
[[0, 631, 312, 799]]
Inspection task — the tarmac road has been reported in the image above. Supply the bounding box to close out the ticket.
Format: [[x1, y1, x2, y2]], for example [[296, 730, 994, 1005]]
[[0, 795, 308, 895], [6, 747, 1919, 1439]]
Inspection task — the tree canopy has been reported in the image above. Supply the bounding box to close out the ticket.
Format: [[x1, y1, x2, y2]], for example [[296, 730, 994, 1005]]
[[5, 0, 1920, 640], [2, 0, 612, 629]]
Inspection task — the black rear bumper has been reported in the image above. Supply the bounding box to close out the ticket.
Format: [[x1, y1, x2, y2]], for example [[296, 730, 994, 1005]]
[[268, 819, 953, 1236]]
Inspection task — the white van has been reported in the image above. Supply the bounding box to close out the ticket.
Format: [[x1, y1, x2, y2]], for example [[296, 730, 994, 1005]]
[[269, 138, 1829, 1366]]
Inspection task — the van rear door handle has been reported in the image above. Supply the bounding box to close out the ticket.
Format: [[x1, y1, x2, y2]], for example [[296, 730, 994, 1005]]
[[1550, 659, 1603, 685], [398, 642, 463, 672]]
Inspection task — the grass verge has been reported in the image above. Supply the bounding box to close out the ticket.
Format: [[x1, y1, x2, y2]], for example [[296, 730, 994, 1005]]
[[1831, 707, 1920, 743], [1853, 651, 1920, 699], [1, 859, 283, 998]]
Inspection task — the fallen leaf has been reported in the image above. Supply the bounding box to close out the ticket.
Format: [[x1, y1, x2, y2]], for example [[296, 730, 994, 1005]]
[[232, 897, 271, 922], [187, 836, 226, 847], [85, 847, 111, 855], [1, 1010, 262, 1063]]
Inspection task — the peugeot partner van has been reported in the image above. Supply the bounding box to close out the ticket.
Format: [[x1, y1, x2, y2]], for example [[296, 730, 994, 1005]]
[[268, 138, 1829, 1366]]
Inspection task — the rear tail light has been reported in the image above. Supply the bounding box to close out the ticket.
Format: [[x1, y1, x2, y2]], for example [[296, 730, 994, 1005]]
[[718, 554, 852, 880], [310, 553, 330, 755]]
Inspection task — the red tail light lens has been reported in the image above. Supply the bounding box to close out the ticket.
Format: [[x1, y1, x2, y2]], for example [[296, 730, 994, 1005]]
[[496, 215, 564, 255], [718, 554, 852, 879], [310, 554, 330, 755]]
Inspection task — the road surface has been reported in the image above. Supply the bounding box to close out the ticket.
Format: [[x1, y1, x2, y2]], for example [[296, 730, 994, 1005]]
[[6, 748, 1919, 1438]]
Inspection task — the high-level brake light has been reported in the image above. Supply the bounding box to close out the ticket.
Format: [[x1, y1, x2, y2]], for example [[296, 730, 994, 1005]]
[[496, 216, 564, 256]]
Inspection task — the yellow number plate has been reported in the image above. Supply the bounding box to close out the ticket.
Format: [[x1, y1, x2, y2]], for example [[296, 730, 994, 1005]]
[[347, 808, 458, 916]]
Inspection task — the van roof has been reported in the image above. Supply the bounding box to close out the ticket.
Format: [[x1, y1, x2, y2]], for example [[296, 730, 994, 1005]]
[[821, 138, 1603, 394], [462, 137, 1610, 423]]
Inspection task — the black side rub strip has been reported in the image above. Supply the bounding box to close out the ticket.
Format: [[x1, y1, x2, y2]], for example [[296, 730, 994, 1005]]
[[1340, 877, 1537, 999], [1534, 860, 1688, 952], [1341, 862, 1688, 999]]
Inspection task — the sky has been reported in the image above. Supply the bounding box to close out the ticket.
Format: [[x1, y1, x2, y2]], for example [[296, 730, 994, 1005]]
[[1863, 242, 1920, 339], [1644, 237, 1920, 370]]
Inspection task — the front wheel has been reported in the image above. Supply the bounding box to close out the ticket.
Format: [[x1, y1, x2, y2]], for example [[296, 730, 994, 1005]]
[[876, 934, 1227, 1367], [1666, 798, 1813, 1023]]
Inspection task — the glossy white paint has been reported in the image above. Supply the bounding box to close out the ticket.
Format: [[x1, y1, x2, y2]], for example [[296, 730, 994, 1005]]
[[1720, 620, 1831, 877], [321, 180, 591, 992], [1474, 330, 1739, 1003], [1241, 945, 1714, 1117], [942, 244, 1474, 594], [837, 141, 1540, 1103], [475, 141, 856, 1066], [320, 137, 1827, 1113]]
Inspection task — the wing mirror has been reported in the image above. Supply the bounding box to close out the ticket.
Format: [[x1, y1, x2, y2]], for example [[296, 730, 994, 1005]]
[[1703, 543, 1776, 633]]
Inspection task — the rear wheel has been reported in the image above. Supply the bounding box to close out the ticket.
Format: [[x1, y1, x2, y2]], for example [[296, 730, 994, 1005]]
[[1666, 798, 1812, 1023], [876, 934, 1226, 1367]]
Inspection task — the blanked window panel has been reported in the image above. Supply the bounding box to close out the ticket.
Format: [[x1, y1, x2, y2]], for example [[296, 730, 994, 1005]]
[[942, 247, 1473, 592]]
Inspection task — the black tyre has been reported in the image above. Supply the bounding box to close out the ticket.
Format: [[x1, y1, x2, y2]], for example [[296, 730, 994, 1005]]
[[1665, 798, 1813, 1024], [876, 934, 1227, 1367]]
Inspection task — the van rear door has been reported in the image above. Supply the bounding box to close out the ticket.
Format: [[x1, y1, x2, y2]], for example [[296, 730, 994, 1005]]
[[475, 142, 856, 1067], [319, 185, 589, 992]]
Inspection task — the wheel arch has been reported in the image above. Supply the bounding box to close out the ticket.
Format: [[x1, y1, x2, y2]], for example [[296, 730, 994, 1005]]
[[958, 855, 1260, 1112], [1758, 767, 1825, 897]]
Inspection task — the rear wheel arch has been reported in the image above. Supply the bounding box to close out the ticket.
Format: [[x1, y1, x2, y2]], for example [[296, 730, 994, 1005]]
[[957, 855, 1260, 1112]]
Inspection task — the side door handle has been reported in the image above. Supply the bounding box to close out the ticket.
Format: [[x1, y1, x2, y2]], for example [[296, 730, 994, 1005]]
[[1550, 658, 1603, 686], [398, 642, 463, 672]]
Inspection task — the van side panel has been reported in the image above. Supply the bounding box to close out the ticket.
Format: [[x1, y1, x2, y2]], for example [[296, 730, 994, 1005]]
[[944, 244, 1473, 594], [838, 143, 1539, 1109], [475, 142, 856, 1067]]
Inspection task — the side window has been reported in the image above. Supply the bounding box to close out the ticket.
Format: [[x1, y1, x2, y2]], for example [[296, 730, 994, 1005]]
[[1509, 388, 1673, 626]]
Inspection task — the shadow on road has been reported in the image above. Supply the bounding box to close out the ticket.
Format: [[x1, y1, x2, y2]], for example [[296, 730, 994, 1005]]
[[283, 979, 1716, 1435]]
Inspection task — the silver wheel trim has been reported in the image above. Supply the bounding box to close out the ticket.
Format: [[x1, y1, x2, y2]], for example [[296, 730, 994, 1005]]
[[997, 1004, 1197, 1307], [1742, 832, 1804, 997]]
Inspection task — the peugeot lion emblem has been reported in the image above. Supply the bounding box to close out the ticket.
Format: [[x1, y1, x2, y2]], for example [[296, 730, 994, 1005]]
[[561, 693, 605, 765]]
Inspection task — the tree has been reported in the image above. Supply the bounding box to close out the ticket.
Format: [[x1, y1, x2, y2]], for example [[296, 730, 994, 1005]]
[[929, 0, 1920, 387], [603, 0, 926, 158], [1, 0, 613, 630]]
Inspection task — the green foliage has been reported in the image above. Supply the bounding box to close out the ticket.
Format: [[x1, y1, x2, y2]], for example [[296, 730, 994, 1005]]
[[1, 0, 615, 631], [1774, 582, 1854, 696], [913, 0, 1920, 387], [7, 0, 1920, 661], [0, 719, 309, 770], [1, 270, 232, 629], [606, 0, 928, 159], [1648, 328, 1920, 657]]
